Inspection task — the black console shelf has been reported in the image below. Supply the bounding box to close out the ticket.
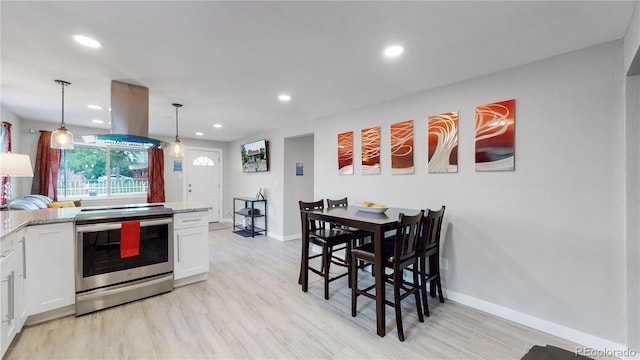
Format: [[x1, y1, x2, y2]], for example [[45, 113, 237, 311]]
[[233, 197, 267, 237]]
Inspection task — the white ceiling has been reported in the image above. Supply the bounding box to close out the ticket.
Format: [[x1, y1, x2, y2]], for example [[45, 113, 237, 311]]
[[1, 1, 636, 143]]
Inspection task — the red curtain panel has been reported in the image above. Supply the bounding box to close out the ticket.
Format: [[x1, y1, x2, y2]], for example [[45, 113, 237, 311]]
[[31, 131, 61, 200], [147, 147, 165, 203]]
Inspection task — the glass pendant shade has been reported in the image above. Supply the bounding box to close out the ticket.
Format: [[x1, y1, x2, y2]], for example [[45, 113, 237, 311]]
[[170, 103, 183, 158], [50, 126, 74, 149], [51, 79, 74, 149], [170, 138, 183, 158]]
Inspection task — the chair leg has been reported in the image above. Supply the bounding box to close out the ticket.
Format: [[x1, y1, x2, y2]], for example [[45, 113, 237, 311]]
[[419, 256, 429, 317], [413, 264, 424, 323], [346, 242, 352, 288], [436, 275, 444, 303], [351, 253, 358, 317], [394, 269, 405, 342], [323, 245, 331, 300]]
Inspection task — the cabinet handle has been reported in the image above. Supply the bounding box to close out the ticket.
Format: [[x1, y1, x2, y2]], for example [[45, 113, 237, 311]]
[[2, 272, 14, 323], [181, 218, 202, 223], [9, 271, 14, 321], [177, 234, 181, 263], [19, 236, 26, 279]]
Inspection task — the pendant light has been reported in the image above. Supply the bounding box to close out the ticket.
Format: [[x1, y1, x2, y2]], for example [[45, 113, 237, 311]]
[[50, 80, 74, 149], [170, 103, 184, 158]]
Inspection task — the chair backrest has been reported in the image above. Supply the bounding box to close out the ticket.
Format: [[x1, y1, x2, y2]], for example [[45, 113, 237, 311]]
[[420, 206, 446, 253], [326, 197, 348, 208], [299, 200, 325, 232], [393, 211, 425, 263]]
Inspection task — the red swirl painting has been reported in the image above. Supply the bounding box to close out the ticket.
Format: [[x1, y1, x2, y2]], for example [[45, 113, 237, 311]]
[[391, 120, 414, 174], [337, 131, 353, 175], [475, 99, 515, 171], [361, 126, 381, 175]]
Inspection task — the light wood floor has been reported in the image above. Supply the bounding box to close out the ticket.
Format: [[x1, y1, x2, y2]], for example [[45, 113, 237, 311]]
[[5, 228, 604, 359]]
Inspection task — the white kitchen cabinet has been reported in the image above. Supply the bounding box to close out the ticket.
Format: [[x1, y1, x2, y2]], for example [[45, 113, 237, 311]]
[[24, 223, 75, 316], [14, 229, 26, 330], [1, 245, 17, 357], [173, 212, 209, 285]]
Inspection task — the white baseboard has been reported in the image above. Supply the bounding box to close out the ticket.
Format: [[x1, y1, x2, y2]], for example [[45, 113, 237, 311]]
[[446, 289, 628, 355]]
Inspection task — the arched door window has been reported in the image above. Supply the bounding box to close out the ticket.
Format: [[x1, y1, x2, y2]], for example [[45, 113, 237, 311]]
[[193, 156, 214, 166]]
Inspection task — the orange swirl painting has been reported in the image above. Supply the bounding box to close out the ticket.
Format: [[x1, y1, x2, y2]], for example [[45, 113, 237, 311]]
[[361, 126, 381, 175], [428, 112, 458, 173], [391, 120, 414, 174], [475, 99, 515, 171], [337, 131, 354, 175]]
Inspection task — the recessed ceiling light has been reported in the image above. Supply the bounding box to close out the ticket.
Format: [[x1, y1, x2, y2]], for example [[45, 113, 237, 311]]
[[91, 119, 103, 124], [88, 104, 102, 110], [195, 132, 204, 136], [384, 45, 404, 57], [278, 94, 291, 102], [72, 35, 101, 48], [213, 124, 222, 128]]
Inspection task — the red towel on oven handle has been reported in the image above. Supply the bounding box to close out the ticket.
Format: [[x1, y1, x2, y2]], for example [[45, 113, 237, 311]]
[[120, 221, 141, 258]]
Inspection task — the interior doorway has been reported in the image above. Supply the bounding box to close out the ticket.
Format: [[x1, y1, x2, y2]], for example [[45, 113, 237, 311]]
[[184, 147, 222, 222], [283, 134, 314, 240]]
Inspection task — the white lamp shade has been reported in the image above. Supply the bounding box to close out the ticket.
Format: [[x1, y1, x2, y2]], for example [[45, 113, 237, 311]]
[[0, 153, 34, 177]]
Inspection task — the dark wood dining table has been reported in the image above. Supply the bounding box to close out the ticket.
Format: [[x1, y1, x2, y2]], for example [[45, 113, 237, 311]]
[[300, 205, 422, 337]]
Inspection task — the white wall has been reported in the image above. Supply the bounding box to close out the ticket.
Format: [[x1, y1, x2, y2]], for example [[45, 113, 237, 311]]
[[228, 40, 627, 347], [625, 2, 640, 75], [626, 74, 640, 355]]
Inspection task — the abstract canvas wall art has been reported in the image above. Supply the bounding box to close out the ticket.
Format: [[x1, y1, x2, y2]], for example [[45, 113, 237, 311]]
[[475, 99, 515, 171], [361, 126, 381, 175], [391, 120, 414, 174], [337, 131, 354, 175], [428, 112, 458, 173]]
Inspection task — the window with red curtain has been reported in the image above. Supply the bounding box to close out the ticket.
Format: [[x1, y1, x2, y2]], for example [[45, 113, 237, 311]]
[[147, 147, 165, 203], [0, 122, 12, 206], [31, 131, 61, 201]]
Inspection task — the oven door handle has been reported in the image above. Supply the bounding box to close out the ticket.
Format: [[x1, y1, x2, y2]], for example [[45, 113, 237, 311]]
[[75, 218, 173, 232]]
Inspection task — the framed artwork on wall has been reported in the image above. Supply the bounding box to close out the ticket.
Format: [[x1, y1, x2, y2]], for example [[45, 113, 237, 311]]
[[361, 126, 381, 175], [391, 119, 414, 174], [337, 131, 354, 175], [428, 112, 459, 173], [475, 99, 515, 171]]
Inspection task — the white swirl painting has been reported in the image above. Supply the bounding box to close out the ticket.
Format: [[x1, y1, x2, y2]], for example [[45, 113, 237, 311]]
[[428, 112, 459, 173]]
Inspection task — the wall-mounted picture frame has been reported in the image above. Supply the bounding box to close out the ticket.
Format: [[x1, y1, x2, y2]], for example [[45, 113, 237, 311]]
[[475, 99, 515, 171], [428, 112, 459, 173], [361, 126, 381, 175], [391, 120, 414, 174], [337, 131, 354, 175]]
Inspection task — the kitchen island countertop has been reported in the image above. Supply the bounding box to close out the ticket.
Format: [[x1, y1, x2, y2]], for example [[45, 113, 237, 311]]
[[0, 201, 211, 240]]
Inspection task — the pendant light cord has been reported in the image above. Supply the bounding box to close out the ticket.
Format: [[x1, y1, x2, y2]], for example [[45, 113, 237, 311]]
[[172, 103, 182, 140], [55, 80, 71, 129]]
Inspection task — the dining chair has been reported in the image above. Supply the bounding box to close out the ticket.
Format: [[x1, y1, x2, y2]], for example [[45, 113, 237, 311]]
[[326, 197, 373, 247], [418, 206, 446, 317], [350, 210, 425, 342], [299, 200, 355, 300]]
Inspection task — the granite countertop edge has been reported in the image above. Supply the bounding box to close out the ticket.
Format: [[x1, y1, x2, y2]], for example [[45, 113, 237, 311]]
[[0, 201, 211, 240]]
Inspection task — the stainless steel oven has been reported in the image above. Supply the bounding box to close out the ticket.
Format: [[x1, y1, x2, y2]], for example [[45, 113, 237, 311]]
[[74, 204, 174, 315]]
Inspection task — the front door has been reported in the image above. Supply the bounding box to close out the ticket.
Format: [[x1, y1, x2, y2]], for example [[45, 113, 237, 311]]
[[185, 148, 221, 222]]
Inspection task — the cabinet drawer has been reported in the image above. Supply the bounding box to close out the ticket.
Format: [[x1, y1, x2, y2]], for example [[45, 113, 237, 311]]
[[174, 212, 208, 229]]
